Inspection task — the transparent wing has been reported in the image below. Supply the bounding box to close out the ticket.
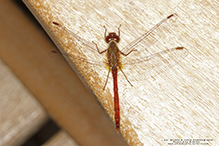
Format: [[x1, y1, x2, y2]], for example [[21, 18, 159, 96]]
[[121, 47, 188, 82], [49, 50, 106, 67], [120, 14, 178, 55], [52, 22, 99, 53], [49, 50, 108, 88], [52, 21, 107, 68]]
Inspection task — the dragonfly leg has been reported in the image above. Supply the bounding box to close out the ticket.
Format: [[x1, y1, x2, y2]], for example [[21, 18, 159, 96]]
[[103, 69, 111, 90], [92, 41, 107, 54], [119, 67, 133, 86], [103, 25, 107, 41], [120, 48, 138, 56], [117, 24, 121, 36]]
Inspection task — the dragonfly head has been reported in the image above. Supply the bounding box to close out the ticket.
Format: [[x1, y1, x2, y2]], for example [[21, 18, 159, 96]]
[[105, 32, 120, 43]]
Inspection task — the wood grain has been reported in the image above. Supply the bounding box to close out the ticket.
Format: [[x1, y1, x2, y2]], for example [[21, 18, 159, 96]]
[[0, 57, 47, 146], [22, 0, 219, 145], [0, 0, 127, 146]]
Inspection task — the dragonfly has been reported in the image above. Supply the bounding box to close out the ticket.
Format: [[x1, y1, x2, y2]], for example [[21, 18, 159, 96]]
[[52, 13, 188, 133]]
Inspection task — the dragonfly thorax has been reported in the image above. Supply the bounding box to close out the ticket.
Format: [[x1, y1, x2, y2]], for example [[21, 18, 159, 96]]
[[109, 40, 117, 47], [107, 40, 120, 70]]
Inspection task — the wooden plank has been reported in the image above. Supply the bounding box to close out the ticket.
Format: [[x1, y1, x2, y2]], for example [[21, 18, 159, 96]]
[[0, 58, 47, 146], [22, 0, 219, 145], [45, 130, 79, 146], [0, 0, 128, 146]]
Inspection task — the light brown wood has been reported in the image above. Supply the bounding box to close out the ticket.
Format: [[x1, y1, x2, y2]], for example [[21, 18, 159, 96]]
[[23, 0, 219, 145], [0, 0, 127, 146], [0, 58, 47, 145], [45, 130, 79, 146], [0, 1, 48, 146]]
